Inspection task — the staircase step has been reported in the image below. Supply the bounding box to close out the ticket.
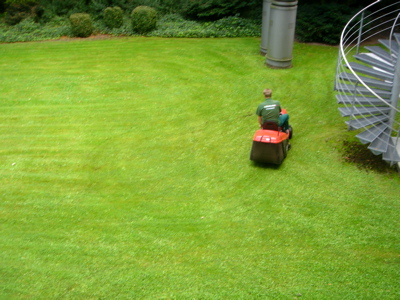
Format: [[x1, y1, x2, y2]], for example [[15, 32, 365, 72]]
[[354, 53, 394, 72], [346, 114, 389, 130], [336, 94, 391, 106], [394, 33, 400, 46], [339, 106, 391, 117], [337, 83, 392, 98], [347, 62, 394, 81], [379, 39, 399, 56], [383, 137, 400, 164], [368, 127, 392, 154], [338, 72, 392, 90], [364, 46, 395, 61], [356, 123, 388, 144]]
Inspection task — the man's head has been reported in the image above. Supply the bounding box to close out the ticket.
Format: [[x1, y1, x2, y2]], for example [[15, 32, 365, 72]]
[[263, 89, 272, 98]]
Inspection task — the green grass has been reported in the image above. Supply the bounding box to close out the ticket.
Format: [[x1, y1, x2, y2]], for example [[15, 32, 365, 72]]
[[1, 38, 399, 299]]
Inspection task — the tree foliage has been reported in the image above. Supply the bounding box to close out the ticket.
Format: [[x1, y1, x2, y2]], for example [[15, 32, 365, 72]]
[[4, 0, 37, 4], [1, 0, 394, 45], [182, 0, 260, 20], [3, 0, 37, 25], [296, 4, 360, 45], [1, 0, 261, 22], [39, 0, 87, 16]]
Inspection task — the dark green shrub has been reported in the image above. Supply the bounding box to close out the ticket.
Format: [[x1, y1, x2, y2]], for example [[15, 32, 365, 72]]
[[104, 6, 123, 29], [69, 13, 93, 37], [131, 5, 157, 35]]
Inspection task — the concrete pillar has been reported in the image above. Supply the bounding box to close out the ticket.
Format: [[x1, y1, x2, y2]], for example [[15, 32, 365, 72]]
[[266, 0, 298, 69], [260, 0, 272, 55]]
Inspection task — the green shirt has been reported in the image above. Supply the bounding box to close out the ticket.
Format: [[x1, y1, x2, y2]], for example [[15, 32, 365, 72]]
[[256, 98, 282, 124]]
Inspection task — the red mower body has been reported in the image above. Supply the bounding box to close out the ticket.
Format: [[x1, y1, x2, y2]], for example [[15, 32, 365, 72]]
[[252, 129, 289, 144], [250, 109, 292, 165]]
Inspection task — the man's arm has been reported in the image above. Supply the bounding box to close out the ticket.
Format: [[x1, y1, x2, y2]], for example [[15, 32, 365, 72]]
[[258, 116, 263, 126]]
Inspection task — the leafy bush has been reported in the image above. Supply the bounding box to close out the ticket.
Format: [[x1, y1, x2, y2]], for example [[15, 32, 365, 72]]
[[296, 4, 360, 45], [206, 15, 260, 37], [150, 13, 260, 38], [150, 13, 203, 37], [69, 13, 93, 37], [131, 5, 157, 35], [0, 11, 260, 41], [0, 17, 71, 42], [104, 6, 123, 29]]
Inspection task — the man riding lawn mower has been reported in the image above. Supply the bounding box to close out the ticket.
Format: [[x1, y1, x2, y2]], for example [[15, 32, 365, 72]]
[[250, 89, 293, 165]]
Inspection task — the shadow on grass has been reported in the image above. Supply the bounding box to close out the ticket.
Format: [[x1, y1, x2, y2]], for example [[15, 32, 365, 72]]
[[340, 140, 398, 175], [250, 161, 283, 170]]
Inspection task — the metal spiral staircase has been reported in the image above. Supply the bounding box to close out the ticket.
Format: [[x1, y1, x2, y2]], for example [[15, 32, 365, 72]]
[[335, 0, 400, 169]]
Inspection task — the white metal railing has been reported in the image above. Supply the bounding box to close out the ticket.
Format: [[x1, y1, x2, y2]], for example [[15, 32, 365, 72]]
[[335, 0, 400, 163]]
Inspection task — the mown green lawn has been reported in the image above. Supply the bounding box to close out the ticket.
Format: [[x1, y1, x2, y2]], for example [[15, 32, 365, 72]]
[[1, 37, 399, 299]]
